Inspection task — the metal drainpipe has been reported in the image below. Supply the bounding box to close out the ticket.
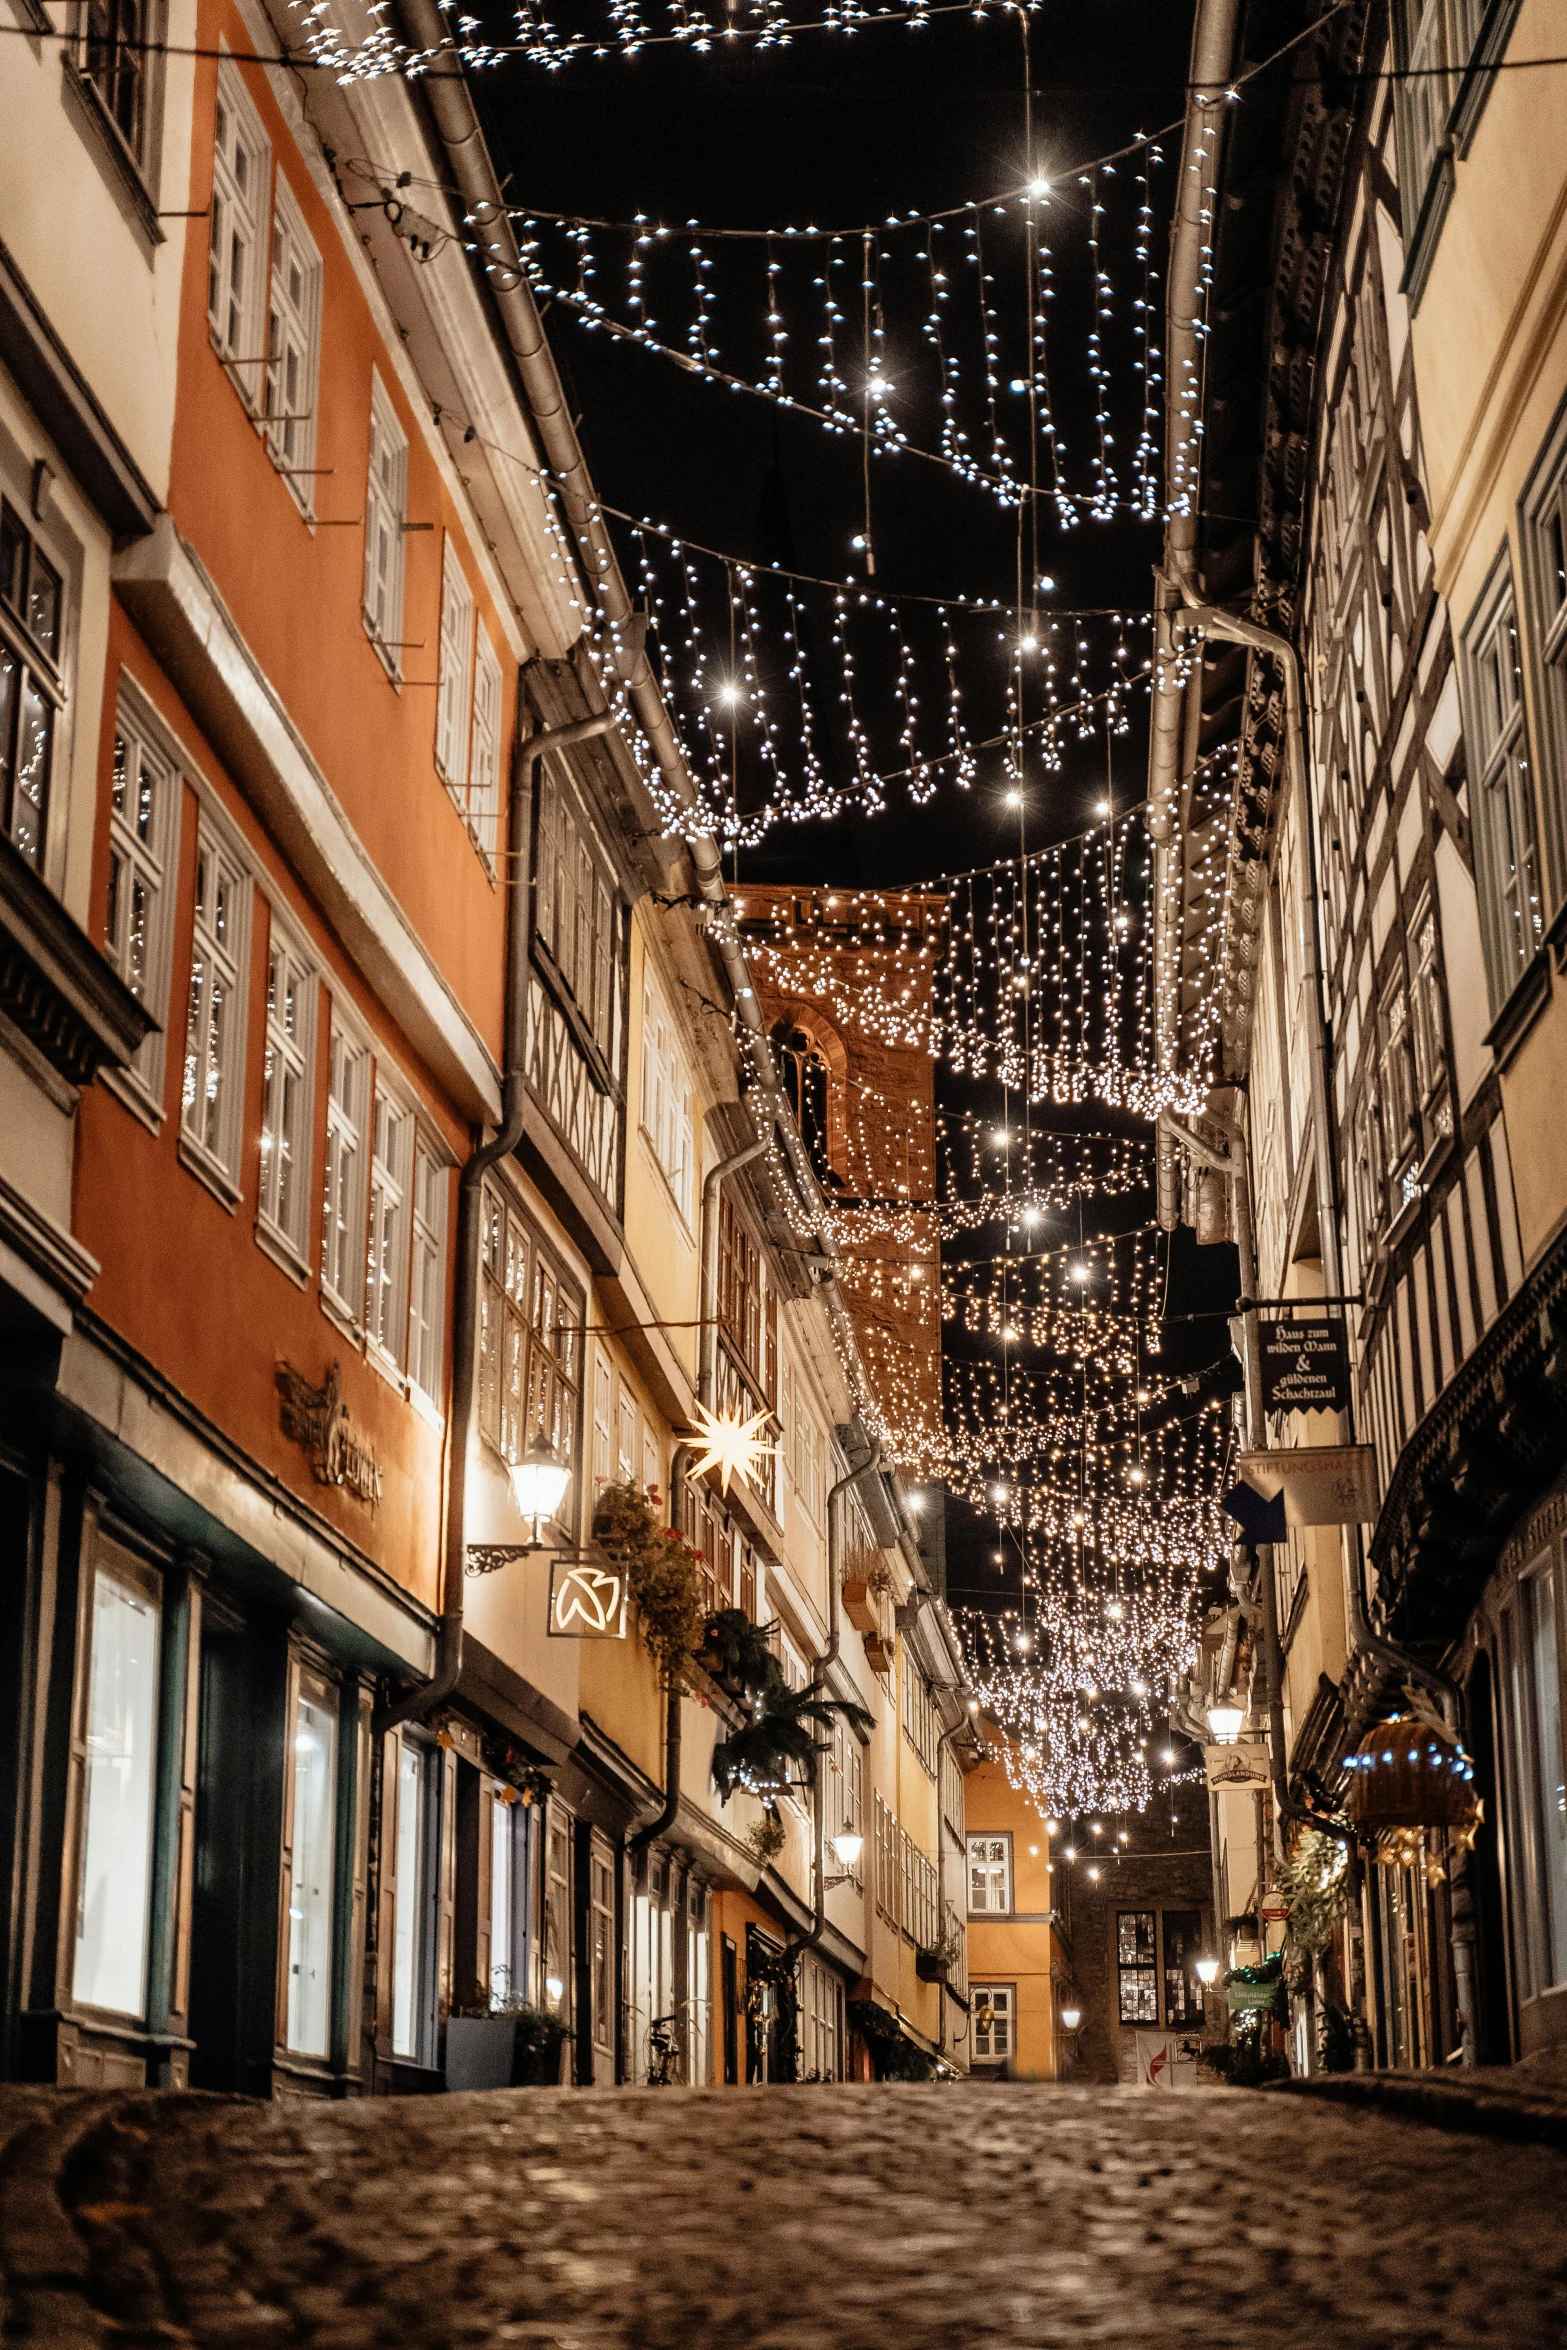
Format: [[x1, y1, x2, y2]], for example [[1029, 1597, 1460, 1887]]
[[374, 707, 615, 1739], [1148, 0, 1241, 1233], [785, 1443, 883, 1978], [630, 1445, 693, 1862]]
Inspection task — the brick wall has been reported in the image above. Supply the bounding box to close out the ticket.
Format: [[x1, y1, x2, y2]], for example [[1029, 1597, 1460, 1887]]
[[1056, 1783, 1217, 2086]]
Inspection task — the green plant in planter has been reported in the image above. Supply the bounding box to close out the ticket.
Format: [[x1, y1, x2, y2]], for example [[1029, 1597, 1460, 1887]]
[[592, 1483, 706, 1687], [915, 1931, 962, 1980], [699, 1608, 789, 1703], [507, 2000, 569, 2085], [484, 1739, 554, 1807]]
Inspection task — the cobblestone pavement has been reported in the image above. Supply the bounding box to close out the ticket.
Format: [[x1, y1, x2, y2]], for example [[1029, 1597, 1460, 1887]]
[[4, 2080, 1567, 2348]]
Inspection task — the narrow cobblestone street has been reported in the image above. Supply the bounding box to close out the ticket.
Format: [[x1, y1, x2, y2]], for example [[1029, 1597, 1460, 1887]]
[[4, 2083, 1566, 2348]]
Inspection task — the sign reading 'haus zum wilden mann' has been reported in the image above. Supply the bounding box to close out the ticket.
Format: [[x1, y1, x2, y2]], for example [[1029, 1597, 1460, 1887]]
[[1258, 1318, 1350, 1414]]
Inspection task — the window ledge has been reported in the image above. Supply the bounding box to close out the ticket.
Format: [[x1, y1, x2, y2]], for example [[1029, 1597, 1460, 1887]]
[[1399, 151, 1456, 318], [59, 63, 164, 264], [1483, 951, 1550, 1070], [410, 1380, 445, 1432], [177, 1134, 241, 1213], [362, 615, 403, 688], [99, 1063, 166, 1133], [254, 1215, 311, 1289], [320, 1286, 364, 1349], [366, 1336, 409, 1400]]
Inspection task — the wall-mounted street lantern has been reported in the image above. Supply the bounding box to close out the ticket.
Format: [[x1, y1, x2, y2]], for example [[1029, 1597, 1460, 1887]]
[[467, 1438, 574, 1577], [1206, 1702, 1246, 1745], [824, 1831, 863, 1888], [1060, 2002, 1083, 2032], [1195, 1955, 1221, 1988]]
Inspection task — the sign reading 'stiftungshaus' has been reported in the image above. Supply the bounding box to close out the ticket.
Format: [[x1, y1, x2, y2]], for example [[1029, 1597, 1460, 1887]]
[[1237, 1445, 1380, 1528], [1257, 1318, 1350, 1414]]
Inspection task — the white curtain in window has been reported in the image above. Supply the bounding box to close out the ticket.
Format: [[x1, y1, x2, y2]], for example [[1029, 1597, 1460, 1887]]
[[285, 1683, 338, 2057]]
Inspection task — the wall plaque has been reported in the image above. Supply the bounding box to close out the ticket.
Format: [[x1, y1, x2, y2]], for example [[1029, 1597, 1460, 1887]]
[[1258, 1318, 1349, 1414], [276, 1361, 382, 1509]]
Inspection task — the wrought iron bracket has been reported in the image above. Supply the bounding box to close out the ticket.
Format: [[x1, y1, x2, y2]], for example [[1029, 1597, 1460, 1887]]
[[465, 1543, 600, 1579]]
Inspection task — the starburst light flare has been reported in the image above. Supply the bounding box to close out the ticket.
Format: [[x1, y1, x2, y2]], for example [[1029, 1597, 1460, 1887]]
[[686, 1403, 778, 1497]]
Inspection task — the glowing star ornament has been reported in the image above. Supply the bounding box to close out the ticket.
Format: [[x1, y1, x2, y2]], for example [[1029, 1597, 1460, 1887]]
[[687, 1402, 777, 1496]]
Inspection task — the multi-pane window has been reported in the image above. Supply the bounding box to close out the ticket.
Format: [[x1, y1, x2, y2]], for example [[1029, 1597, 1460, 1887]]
[[1522, 406, 1567, 910], [435, 539, 476, 796], [901, 1827, 938, 1950], [534, 777, 621, 1065], [264, 181, 323, 508], [545, 1806, 572, 2019], [830, 1717, 863, 1878], [104, 698, 179, 1106], [72, 1542, 161, 2019], [874, 1792, 898, 1925], [1462, 566, 1543, 1004], [902, 1651, 939, 1777], [592, 1351, 612, 1488], [363, 376, 408, 676], [467, 623, 503, 867], [0, 499, 65, 871], [640, 978, 695, 1221], [82, 0, 149, 164], [681, 1478, 729, 1618], [1161, 1908, 1203, 2028], [283, 1670, 337, 2059], [208, 63, 271, 404], [321, 1019, 371, 1323], [1117, 1910, 1159, 2024], [1392, 0, 1487, 247], [407, 1144, 447, 1407], [1408, 900, 1453, 1144], [367, 1089, 413, 1370], [967, 1833, 1011, 1915], [971, 1983, 1014, 2063], [477, 1182, 584, 1485], [801, 1954, 843, 2081], [259, 916, 315, 1260], [588, 1837, 615, 2068], [181, 822, 251, 1186], [718, 1192, 777, 1417], [1377, 969, 1419, 1210]]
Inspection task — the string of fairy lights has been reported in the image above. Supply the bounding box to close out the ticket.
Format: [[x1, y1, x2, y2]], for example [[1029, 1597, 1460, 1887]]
[[275, 0, 1243, 1815]]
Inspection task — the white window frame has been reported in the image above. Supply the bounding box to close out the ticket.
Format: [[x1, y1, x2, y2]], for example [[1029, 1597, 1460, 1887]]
[[103, 683, 181, 1121], [179, 807, 253, 1198], [435, 537, 476, 797], [1460, 557, 1544, 1010], [207, 56, 271, 410], [264, 175, 323, 512], [640, 975, 695, 1225], [366, 1078, 415, 1378], [363, 373, 407, 679], [966, 1831, 1012, 1916], [321, 1006, 372, 1332], [971, 1982, 1014, 2063], [467, 621, 503, 870], [256, 904, 318, 1273], [407, 1136, 449, 1410], [1520, 393, 1567, 918]]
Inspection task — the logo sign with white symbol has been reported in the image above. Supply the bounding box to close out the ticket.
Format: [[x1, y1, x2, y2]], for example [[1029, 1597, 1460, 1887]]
[[548, 1559, 629, 1640], [1258, 1319, 1350, 1414]]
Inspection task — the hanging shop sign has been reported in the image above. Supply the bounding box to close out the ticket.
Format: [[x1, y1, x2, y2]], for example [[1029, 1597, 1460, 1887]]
[[1237, 1445, 1380, 1528], [1258, 1319, 1349, 1415], [547, 1557, 629, 1640], [1203, 1743, 1272, 1791]]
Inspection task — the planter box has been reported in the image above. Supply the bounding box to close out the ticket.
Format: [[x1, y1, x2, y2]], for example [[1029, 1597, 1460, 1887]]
[[445, 2015, 516, 2091], [842, 1579, 881, 1636], [915, 1951, 950, 1984], [863, 1632, 893, 1675]]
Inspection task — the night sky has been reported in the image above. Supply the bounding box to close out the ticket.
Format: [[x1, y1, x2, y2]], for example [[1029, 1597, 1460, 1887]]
[[469, 2, 1239, 1635]]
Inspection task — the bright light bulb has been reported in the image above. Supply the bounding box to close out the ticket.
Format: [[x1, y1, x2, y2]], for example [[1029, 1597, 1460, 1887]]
[[1162, 1748, 1176, 1764], [1107, 1601, 1124, 1621], [1095, 798, 1111, 815], [1087, 1864, 1101, 1881], [1037, 573, 1056, 592], [1070, 1262, 1090, 1285], [1064, 1846, 1076, 1861], [1027, 177, 1051, 198], [851, 533, 867, 550], [991, 1484, 1008, 1503], [1020, 635, 1037, 652], [719, 682, 742, 705], [1005, 788, 1022, 806]]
